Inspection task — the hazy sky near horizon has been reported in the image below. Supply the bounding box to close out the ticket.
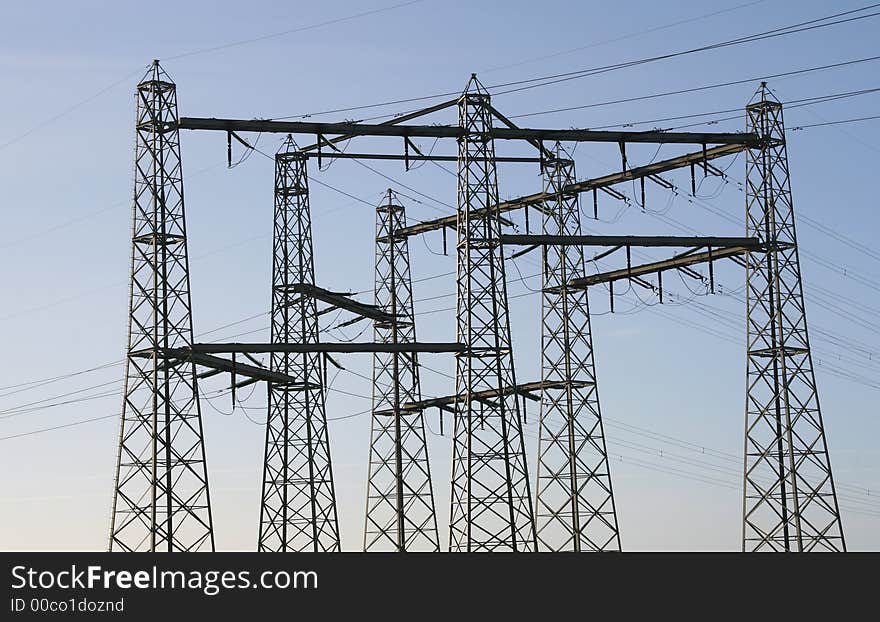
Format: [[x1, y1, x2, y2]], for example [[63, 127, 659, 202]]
[[0, 0, 878, 551]]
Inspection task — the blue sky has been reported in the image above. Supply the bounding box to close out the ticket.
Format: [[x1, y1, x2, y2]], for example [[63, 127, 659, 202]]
[[0, 0, 878, 551]]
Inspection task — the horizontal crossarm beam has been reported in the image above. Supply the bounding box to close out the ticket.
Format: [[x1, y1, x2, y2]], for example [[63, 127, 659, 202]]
[[489, 127, 759, 145], [131, 348, 299, 385], [374, 380, 593, 416], [566, 244, 762, 289], [294, 152, 542, 163], [500, 235, 759, 248], [289, 283, 393, 323], [188, 342, 466, 354], [395, 143, 751, 238], [178, 117, 758, 146]]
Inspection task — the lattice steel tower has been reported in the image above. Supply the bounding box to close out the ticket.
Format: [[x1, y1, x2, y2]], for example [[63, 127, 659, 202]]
[[742, 84, 845, 552], [109, 61, 214, 552], [535, 144, 621, 551], [364, 190, 440, 551], [449, 76, 536, 552], [258, 137, 340, 552]]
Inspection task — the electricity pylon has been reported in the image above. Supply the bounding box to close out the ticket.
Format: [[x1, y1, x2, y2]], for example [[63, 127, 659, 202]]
[[449, 76, 536, 552], [258, 136, 340, 552], [109, 61, 214, 551], [742, 84, 845, 552], [535, 143, 621, 551], [364, 190, 440, 552]]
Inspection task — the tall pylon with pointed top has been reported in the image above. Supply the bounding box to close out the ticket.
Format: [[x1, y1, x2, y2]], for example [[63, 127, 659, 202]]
[[364, 190, 440, 552], [535, 143, 621, 552], [109, 61, 215, 552], [742, 84, 845, 552], [449, 75, 536, 552], [258, 136, 340, 552]]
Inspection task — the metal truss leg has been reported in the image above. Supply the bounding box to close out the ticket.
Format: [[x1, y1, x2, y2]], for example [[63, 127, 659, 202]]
[[742, 85, 845, 552], [449, 77, 536, 552], [258, 137, 340, 552], [364, 190, 440, 552], [535, 143, 621, 551], [109, 61, 215, 552]]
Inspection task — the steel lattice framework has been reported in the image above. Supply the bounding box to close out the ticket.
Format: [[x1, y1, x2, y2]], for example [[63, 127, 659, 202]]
[[535, 144, 621, 552], [449, 77, 536, 552], [109, 61, 214, 552], [258, 137, 340, 552], [364, 191, 440, 551], [110, 62, 848, 553], [742, 86, 845, 551]]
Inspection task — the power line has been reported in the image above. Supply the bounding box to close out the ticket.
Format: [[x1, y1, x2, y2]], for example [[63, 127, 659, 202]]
[[479, 0, 768, 74], [5, 116, 880, 480], [0, 66, 147, 153], [165, 0, 426, 61], [4, 303, 877, 512], [274, 366, 880, 510], [516, 85, 880, 128], [271, 5, 880, 121], [505, 57, 880, 120], [0, 413, 119, 441], [0, 161, 227, 252], [791, 114, 880, 130], [487, 5, 880, 96], [0, 2, 428, 157]]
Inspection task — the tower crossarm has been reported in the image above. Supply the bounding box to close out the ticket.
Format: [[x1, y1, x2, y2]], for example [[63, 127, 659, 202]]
[[137, 348, 300, 385], [287, 282, 395, 323], [395, 142, 753, 239], [178, 117, 758, 147], [373, 380, 593, 416], [186, 342, 465, 354], [500, 234, 759, 248], [564, 242, 772, 290]]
